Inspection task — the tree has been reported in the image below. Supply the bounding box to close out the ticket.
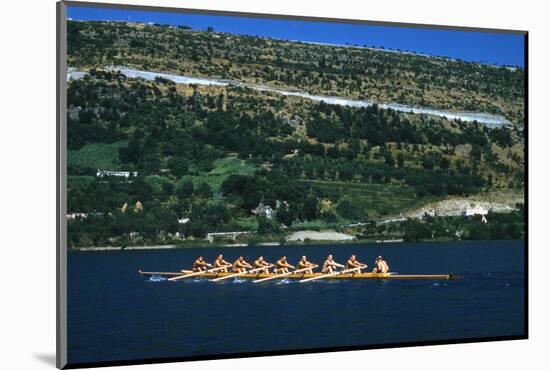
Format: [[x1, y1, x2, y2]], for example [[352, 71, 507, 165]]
[[221, 174, 261, 210], [440, 157, 450, 170], [176, 179, 194, 199], [119, 136, 141, 163], [276, 206, 295, 226], [257, 216, 281, 234], [397, 152, 405, 168], [337, 196, 367, 221], [468, 223, 491, 240], [195, 182, 213, 199], [161, 182, 174, 196], [506, 223, 522, 239], [321, 210, 339, 223], [403, 219, 431, 242], [349, 139, 361, 158], [302, 192, 320, 220], [168, 157, 190, 178], [384, 150, 395, 167]]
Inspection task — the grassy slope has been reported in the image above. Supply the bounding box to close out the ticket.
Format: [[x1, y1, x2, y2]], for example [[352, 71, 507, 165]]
[[303, 179, 434, 219], [67, 20, 525, 125], [68, 141, 127, 169], [187, 157, 258, 192], [65, 74, 524, 221]]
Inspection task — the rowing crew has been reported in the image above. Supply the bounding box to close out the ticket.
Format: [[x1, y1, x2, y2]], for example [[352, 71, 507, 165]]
[[192, 254, 390, 274]]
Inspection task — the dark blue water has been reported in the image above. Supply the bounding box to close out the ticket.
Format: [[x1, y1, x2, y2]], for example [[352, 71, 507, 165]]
[[67, 240, 525, 365]]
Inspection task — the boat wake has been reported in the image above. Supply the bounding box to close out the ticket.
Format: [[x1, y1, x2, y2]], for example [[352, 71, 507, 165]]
[[231, 277, 248, 284], [274, 278, 293, 285], [147, 275, 167, 282]]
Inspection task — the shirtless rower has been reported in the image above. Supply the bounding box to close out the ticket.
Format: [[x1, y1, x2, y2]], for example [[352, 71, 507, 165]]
[[275, 256, 295, 274], [322, 255, 344, 274], [296, 255, 316, 274], [372, 255, 390, 273], [345, 255, 368, 272], [232, 256, 252, 273], [192, 256, 212, 272], [213, 254, 232, 272], [253, 256, 272, 274]]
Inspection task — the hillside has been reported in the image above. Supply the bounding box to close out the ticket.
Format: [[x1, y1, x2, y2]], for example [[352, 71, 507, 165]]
[[67, 20, 525, 125], [65, 21, 525, 248]]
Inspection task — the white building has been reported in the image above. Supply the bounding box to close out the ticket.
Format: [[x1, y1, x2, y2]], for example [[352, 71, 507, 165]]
[[96, 169, 138, 178], [252, 203, 275, 219], [67, 212, 87, 220], [464, 208, 489, 216]]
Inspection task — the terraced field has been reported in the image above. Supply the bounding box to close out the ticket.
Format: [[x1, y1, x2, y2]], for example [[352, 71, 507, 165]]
[[302, 180, 436, 218], [68, 141, 127, 170], [187, 157, 258, 192]]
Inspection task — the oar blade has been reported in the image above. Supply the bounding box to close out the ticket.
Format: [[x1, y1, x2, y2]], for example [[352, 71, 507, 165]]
[[299, 266, 362, 283], [167, 266, 226, 281], [212, 265, 272, 282], [211, 270, 245, 282], [254, 265, 317, 283]]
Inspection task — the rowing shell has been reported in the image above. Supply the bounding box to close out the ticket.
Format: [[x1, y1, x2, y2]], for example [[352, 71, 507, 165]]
[[138, 270, 455, 280]]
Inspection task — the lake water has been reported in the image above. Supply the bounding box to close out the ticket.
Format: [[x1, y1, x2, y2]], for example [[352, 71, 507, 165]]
[[67, 240, 525, 365]]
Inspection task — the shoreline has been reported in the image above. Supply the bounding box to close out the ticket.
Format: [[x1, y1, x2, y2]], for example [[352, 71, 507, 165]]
[[68, 237, 523, 252]]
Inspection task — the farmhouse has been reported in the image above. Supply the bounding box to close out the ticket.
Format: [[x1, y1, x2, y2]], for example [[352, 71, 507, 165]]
[[464, 208, 489, 216], [252, 203, 275, 219], [96, 169, 138, 178]]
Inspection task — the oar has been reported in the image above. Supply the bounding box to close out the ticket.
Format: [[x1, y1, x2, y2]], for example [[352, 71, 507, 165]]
[[167, 266, 227, 281], [254, 265, 319, 283], [299, 266, 364, 283], [211, 264, 274, 282]]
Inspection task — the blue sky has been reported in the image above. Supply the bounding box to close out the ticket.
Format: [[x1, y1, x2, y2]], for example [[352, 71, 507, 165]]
[[67, 6, 525, 67]]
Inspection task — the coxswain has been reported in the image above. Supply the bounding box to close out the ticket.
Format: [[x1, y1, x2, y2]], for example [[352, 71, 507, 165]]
[[213, 254, 232, 272], [322, 255, 344, 274], [192, 256, 211, 272], [345, 255, 368, 272], [232, 256, 252, 273], [372, 255, 390, 273], [296, 255, 316, 274], [253, 256, 272, 274], [275, 256, 295, 274]]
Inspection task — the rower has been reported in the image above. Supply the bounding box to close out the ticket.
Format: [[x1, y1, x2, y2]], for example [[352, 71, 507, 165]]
[[192, 256, 212, 272], [213, 254, 232, 272], [372, 255, 390, 273], [232, 256, 252, 273], [253, 256, 272, 274], [322, 255, 344, 274], [296, 255, 316, 274], [345, 255, 367, 272], [275, 256, 295, 274]]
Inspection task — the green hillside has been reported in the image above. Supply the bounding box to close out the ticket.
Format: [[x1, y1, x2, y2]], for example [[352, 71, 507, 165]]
[[65, 21, 525, 248]]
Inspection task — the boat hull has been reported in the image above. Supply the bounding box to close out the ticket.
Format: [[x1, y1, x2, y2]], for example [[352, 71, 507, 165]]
[[139, 271, 453, 280]]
